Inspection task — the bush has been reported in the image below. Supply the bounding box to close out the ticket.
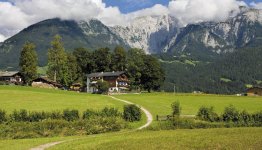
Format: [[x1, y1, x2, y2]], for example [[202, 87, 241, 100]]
[[82, 109, 98, 119], [10, 109, 29, 122], [63, 109, 79, 121], [50, 111, 63, 120], [222, 105, 240, 122], [28, 111, 48, 122], [171, 101, 181, 116], [0, 118, 125, 139], [97, 80, 109, 94], [238, 110, 253, 125], [0, 109, 7, 123], [123, 105, 141, 122], [101, 107, 121, 117], [197, 106, 219, 122], [252, 111, 262, 125]]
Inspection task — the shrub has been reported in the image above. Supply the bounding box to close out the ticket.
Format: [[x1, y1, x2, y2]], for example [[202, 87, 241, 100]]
[[28, 111, 48, 122], [10, 109, 28, 122], [239, 110, 253, 125], [63, 109, 79, 121], [0, 118, 126, 139], [50, 111, 63, 120], [252, 111, 262, 125], [123, 105, 141, 122], [0, 109, 7, 123], [83, 109, 98, 119], [101, 107, 121, 117], [222, 105, 239, 122], [197, 106, 219, 122], [97, 80, 109, 94], [171, 101, 181, 116]]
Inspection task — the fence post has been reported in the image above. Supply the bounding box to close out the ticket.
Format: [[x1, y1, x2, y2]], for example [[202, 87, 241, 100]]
[[156, 115, 158, 121]]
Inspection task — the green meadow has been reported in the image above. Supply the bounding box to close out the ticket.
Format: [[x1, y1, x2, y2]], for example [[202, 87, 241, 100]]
[[50, 128, 262, 150], [115, 93, 262, 117], [0, 128, 261, 150], [0, 86, 124, 113], [0, 86, 261, 149]]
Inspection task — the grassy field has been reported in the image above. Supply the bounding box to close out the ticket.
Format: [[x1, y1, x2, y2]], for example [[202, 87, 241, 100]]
[[115, 93, 262, 117], [51, 128, 262, 150], [0, 128, 261, 150], [0, 86, 125, 113], [0, 86, 261, 149]]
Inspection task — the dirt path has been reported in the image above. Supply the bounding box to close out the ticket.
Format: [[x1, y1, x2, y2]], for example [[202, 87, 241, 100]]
[[109, 96, 153, 130], [30, 141, 65, 150], [29, 95, 153, 150]]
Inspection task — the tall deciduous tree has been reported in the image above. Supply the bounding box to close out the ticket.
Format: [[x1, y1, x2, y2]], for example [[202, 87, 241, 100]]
[[73, 47, 94, 74], [111, 46, 127, 71], [126, 48, 145, 91], [93, 48, 111, 72], [19, 42, 38, 85], [47, 35, 68, 86], [141, 55, 165, 92]]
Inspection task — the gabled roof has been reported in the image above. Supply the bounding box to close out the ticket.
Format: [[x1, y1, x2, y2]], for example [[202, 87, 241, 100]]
[[248, 86, 262, 90], [33, 77, 62, 87], [0, 71, 20, 77], [87, 71, 125, 78]]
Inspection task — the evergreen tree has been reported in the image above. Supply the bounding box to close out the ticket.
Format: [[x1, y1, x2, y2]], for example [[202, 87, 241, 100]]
[[47, 35, 68, 86], [19, 42, 38, 85], [66, 53, 79, 86]]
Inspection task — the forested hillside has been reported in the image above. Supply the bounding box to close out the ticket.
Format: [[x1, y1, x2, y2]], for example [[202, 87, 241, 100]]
[[160, 47, 262, 94]]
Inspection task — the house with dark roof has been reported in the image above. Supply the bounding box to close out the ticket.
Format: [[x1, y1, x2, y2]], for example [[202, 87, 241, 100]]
[[0, 71, 23, 84], [87, 71, 129, 93], [32, 77, 62, 89], [247, 86, 262, 96]]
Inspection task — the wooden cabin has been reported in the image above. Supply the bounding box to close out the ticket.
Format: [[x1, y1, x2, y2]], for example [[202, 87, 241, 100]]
[[70, 83, 82, 92], [87, 71, 129, 93], [0, 71, 23, 85], [247, 87, 262, 96], [32, 77, 62, 89]]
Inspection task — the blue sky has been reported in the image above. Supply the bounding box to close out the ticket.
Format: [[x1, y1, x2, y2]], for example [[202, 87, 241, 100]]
[[1, 0, 262, 42], [1, 0, 262, 13], [103, 0, 261, 13]]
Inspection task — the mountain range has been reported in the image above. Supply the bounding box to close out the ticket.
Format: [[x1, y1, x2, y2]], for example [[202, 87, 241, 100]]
[[0, 7, 261, 93]]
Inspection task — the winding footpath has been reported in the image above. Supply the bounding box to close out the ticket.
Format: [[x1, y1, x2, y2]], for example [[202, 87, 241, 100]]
[[29, 95, 153, 150]]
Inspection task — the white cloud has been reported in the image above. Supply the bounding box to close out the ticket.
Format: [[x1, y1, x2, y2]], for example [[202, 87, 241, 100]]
[[0, 0, 254, 42], [250, 2, 262, 9], [0, 34, 7, 42], [126, 4, 169, 20], [168, 0, 243, 26]]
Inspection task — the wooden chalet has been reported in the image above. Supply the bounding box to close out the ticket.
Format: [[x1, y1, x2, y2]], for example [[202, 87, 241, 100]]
[[87, 71, 129, 93], [32, 77, 62, 89], [70, 83, 82, 92], [247, 87, 262, 96], [0, 71, 23, 85]]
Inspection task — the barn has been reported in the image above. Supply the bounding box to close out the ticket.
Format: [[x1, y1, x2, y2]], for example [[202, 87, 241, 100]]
[[0, 71, 24, 85], [247, 87, 262, 96], [32, 77, 62, 89]]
